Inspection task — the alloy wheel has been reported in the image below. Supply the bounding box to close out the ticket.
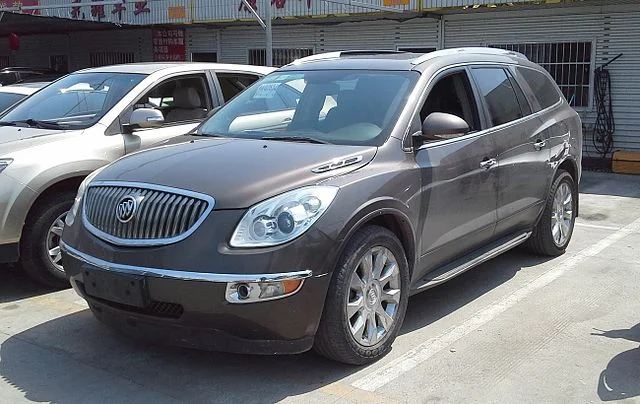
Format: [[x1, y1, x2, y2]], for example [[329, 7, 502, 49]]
[[347, 246, 402, 347], [45, 212, 67, 273], [551, 182, 573, 247]]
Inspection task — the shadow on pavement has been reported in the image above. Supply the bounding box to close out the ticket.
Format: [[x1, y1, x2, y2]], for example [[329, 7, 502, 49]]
[[580, 171, 640, 198], [593, 323, 640, 402], [402, 248, 553, 334], [0, 248, 554, 403], [0, 264, 60, 304]]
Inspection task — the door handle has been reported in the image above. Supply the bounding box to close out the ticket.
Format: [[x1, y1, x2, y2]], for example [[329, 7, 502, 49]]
[[534, 140, 546, 150], [480, 158, 497, 169]]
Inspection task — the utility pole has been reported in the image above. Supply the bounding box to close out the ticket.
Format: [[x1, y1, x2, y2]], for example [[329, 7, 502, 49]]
[[265, 0, 273, 67]]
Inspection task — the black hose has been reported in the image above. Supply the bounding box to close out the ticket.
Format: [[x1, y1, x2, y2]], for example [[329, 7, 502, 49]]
[[592, 66, 615, 156], [592, 53, 622, 158]]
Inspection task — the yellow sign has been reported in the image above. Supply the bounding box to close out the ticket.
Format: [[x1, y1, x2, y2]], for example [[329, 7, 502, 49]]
[[168, 5, 186, 20], [383, 0, 409, 5]]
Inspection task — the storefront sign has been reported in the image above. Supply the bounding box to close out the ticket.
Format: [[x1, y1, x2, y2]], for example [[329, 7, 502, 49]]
[[5, 0, 40, 15], [152, 28, 186, 62], [383, 0, 409, 5], [168, 5, 186, 20]]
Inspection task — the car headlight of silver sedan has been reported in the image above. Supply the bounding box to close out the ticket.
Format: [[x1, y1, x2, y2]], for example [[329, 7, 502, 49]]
[[0, 158, 13, 174], [230, 186, 339, 248]]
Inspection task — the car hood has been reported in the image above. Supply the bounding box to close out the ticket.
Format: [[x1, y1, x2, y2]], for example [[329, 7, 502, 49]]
[[95, 137, 377, 209], [0, 126, 79, 153]]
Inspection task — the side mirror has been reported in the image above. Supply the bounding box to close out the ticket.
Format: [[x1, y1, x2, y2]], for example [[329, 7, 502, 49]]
[[417, 112, 470, 141], [123, 108, 164, 134]]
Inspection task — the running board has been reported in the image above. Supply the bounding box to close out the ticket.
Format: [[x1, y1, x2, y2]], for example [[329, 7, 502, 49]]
[[413, 231, 532, 292]]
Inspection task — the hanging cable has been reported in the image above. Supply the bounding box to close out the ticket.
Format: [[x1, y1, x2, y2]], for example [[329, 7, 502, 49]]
[[592, 53, 622, 157]]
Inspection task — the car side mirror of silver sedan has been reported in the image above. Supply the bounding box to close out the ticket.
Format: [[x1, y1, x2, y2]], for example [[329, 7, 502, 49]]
[[124, 108, 165, 134]]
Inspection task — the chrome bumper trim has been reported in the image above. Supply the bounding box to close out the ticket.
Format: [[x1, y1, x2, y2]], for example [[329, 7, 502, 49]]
[[60, 241, 312, 283]]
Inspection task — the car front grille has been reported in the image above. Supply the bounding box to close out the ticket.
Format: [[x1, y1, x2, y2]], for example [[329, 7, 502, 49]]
[[83, 183, 213, 246]]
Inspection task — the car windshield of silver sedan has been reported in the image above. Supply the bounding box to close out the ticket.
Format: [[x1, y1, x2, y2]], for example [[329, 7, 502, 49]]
[[197, 70, 419, 146], [0, 72, 145, 130]]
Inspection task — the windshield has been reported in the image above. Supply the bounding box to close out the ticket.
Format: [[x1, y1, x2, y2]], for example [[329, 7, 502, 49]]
[[0, 92, 27, 112], [197, 70, 419, 146], [0, 72, 145, 129]]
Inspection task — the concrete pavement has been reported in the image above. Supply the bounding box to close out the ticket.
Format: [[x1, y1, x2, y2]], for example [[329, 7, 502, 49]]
[[1, 170, 639, 403]]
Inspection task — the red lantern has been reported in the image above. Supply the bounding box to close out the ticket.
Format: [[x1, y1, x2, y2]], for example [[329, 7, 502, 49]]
[[8, 33, 19, 51]]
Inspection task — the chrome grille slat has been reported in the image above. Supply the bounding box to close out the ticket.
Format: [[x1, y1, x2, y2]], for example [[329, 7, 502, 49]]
[[149, 193, 172, 239], [132, 189, 152, 239], [83, 183, 212, 246], [163, 195, 182, 239]]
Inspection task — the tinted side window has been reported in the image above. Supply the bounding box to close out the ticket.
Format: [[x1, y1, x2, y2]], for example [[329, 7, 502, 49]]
[[506, 70, 532, 116], [471, 68, 522, 127], [517, 67, 561, 110], [420, 71, 481, 133], [216, 73, 261, 101]]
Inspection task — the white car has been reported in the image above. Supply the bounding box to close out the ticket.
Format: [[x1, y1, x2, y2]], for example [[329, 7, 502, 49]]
[[0, 82, 49, 112], [0, 62, 274, 287]]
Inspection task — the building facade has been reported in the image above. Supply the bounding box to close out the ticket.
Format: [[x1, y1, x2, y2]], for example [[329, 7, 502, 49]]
[[0, 0, 638, 156]]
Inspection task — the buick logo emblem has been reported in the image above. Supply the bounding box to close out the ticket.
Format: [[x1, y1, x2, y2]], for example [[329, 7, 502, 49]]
[[115, 195, 137, 223]]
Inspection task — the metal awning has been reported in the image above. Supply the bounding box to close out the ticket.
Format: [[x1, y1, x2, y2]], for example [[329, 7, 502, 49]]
[[0, 12, 125, 36]]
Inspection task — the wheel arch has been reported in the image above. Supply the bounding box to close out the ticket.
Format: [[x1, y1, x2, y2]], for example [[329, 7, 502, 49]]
[[555, 157, 580, 217], [333, 198, 418, 278]]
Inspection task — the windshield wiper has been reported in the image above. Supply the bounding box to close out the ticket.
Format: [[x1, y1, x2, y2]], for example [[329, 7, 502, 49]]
[[1, 119, 67, 130], [261, 135, 330, 145]]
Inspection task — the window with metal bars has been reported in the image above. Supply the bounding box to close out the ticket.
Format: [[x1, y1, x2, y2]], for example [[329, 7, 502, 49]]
[[89, 51, 135, 67], [0, 56, 9, 69], [490, 42, 592, 108], [248, 48, 314, 67]]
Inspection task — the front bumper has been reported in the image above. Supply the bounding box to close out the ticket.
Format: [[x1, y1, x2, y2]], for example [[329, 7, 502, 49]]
[[61, 241, 332, 355], [0, 173, 37, 257]]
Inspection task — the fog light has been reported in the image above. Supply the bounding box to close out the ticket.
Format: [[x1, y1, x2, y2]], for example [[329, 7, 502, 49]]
[[225, 279, 304, 304], [237, 283, 251, 300]]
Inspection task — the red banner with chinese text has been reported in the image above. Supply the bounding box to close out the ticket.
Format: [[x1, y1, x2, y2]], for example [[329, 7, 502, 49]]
[[10, 0, 41, 15], [152, 28, 186, 62]]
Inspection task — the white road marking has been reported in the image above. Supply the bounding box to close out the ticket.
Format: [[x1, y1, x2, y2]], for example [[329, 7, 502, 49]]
[[351, 216, 640, 392], [575, 222, 622, 231]]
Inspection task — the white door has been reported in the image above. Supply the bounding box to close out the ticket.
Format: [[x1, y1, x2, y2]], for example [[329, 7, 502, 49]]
[[120, 73, 214, 153]]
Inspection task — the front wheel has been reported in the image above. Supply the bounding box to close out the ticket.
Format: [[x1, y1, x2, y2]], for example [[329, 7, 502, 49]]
[[20, 191, 75, 288], [527, 170, 577, 256], [314, 225, 410, 365]]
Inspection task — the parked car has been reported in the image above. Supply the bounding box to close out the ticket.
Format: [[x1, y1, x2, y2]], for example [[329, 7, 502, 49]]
[[60, 48, 582, 365], [0, 82, 49, 112], [0, 62, 274, 287], [0, 67, 66, 86]]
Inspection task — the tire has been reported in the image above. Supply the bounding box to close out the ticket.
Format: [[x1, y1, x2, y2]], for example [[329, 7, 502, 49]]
[[314, 225, 410, 365], [527, 170, 577, 256], [20, 191, 75, 288]]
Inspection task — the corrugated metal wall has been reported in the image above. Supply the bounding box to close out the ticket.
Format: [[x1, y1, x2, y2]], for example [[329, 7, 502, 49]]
[[321, 19, 439, 52], [186, 27, 220, 60], [8, 29, 151, 72], [68, 29, 152, 70], [443, 5, 640, 154], [597, 12, 640, 154], [218, 24, 318, 64]]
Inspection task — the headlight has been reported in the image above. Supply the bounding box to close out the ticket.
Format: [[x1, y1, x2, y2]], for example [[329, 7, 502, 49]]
[[0, 158, 13, 174], [230, 186, 339, 248], [64, 165, 107, 227]]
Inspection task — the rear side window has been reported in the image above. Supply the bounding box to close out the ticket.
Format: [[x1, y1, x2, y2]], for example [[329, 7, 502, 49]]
[[216, 73, 261, 102], [517, 67, 561, 110], [470, 67, 523, 127]]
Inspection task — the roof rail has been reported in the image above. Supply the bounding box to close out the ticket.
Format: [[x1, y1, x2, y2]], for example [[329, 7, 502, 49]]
[[411, 47, 529, 65], [290, 49, 408, 65]]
